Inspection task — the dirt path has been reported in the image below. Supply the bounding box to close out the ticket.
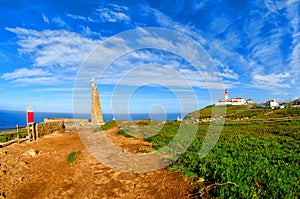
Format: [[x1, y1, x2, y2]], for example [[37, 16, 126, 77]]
[[0, 128, 193, 198]]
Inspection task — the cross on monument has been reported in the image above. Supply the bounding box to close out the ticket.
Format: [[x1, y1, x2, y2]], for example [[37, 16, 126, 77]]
[[91, 78, 95, 87]]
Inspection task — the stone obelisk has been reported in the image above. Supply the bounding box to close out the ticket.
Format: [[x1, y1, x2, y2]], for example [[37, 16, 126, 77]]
[[91, 78, 104, 124]]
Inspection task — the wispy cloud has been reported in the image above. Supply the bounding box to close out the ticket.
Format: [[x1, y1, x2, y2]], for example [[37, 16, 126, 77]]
[[2, 68, 50, 80], [1, 68, 59, 85], [3, 27, 102, 86], [4, 1, 299, 97], [239, 0, 300, 95], [141, 0, 298, 95], [13, 77, 60, 85], [5, 27, 99, 68], [42, 14, 49, 24], [286, 0, 300, 79], [66, 14, 98, 23], [212, 59, 239, 80], [66, 3, 132, 24], [251, 72, 291, 91], [51, 17, 70, 29]]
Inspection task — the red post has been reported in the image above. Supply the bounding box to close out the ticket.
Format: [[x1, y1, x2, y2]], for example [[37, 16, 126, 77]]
[[26, 106, 34, 124], [26, 106, 34, 140]]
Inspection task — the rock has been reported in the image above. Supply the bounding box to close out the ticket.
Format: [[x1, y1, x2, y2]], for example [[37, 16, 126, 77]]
[[0, 191, 6, 198], [20, 176, 25, 182], [27, 149, 38, 157], [22, 161, 29, 166], [196, 178, 205, 183], [0, 170, 6, 177]]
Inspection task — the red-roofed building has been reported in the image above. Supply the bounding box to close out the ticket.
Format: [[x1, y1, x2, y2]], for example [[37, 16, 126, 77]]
[[246, 99, 253, 104], [267, 99, 279, 108]]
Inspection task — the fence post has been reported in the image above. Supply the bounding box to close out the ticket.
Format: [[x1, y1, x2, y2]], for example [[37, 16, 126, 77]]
[[32, 124, 36, 140], [27, 124, 30, 141], [35, 123, 38, 140], [16, 124, 19, 144]]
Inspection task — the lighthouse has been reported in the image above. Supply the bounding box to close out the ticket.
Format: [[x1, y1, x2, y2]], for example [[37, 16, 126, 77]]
[[225, 89, 229, 101]]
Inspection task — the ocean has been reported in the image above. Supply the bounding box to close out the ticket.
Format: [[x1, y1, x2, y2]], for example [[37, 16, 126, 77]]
[[0, 110, 185, 132]]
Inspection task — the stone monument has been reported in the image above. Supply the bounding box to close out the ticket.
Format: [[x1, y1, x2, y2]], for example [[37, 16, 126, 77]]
[[91, 78, 104, 124]]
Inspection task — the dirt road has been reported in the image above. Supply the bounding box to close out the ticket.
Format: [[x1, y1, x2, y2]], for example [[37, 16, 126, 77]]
[[0, 128, 192, 198]]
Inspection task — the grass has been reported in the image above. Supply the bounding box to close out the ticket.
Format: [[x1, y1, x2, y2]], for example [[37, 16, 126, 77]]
[[181, 122, 299, 198], [117, 129, 134, 138], [185, 105, 300, 121], [94, 120, 118, 131], [145, 121, 180, 149], [67, 151, 81, 165], [145, 107, 300, 198], [0, 128, 27, 143]]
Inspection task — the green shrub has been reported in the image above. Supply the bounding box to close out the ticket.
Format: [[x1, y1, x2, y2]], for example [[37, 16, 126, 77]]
[[67, 151, 81, 165], [117, 129, 134, 138], [94, 120, 118, 131]]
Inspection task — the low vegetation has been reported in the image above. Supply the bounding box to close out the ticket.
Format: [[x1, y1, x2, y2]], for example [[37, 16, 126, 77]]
[[145, 121, 180, 150], [171, 122, 300, 198], [145, 106, 300, 198], [94, 120, 118, 132], [117, 129, 134, 138], [0, 128, 27, 143], [67, 151, 81, 165], [185, 105, 300, 121]]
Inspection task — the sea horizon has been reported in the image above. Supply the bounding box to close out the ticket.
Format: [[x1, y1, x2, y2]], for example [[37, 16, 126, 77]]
[[0, 109, 187, 131]]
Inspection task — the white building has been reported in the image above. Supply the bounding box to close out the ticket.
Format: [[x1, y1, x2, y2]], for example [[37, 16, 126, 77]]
[[215, 90, 247, 106], [258, 99, 279, 108], [267, 99, 279, 108], [230, 98, 246, 105], [246, 99, 253, 104]]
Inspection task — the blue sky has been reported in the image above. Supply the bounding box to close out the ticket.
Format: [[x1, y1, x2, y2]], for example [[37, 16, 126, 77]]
[[0, 0, 299, 114]]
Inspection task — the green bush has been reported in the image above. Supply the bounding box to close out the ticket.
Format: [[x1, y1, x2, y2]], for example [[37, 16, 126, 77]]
[[117, 129, 134, 138], [67, 151, 81, 165], [94, 120, 118, 131]]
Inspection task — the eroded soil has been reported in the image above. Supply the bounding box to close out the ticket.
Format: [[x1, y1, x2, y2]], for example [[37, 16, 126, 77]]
[[0, 128, 192, 198]]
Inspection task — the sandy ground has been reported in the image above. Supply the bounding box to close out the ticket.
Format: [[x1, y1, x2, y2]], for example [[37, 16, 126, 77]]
[[0, 128, 193, 199]]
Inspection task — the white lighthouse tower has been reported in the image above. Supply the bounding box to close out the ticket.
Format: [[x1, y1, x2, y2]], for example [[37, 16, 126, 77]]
[[225, 89, 229, 101]]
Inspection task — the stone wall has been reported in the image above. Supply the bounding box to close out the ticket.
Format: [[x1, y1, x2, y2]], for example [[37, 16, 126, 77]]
[[44, 118, 89, 125], [35, 121, 64, 138]]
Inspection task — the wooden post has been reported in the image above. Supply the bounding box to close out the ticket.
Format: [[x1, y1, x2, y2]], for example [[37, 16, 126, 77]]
[[35, 123, 38, 140], [16, 124, 20, 144], [32, 124, 35, 140], [27, 124, 30, 141]]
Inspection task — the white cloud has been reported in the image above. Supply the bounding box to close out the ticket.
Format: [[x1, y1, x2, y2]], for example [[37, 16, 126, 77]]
[[1, 68, 60, 85], [209, 17, 231, 34], [2, 68, 50, 80], [252, 72, 291, 90], [52, 17, 70, 28], [5, 27, 100, 68], [286, 0, 300, 78], [95, 4, 130, 23], [67, 14, 98, 23], [66, 3, 131, 24], [13, 77, 59, 85], [4, 27, 103, 87], [42, 14, 49, 24], [264, 0, 286, 14], [212, 59, 239, 80]]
